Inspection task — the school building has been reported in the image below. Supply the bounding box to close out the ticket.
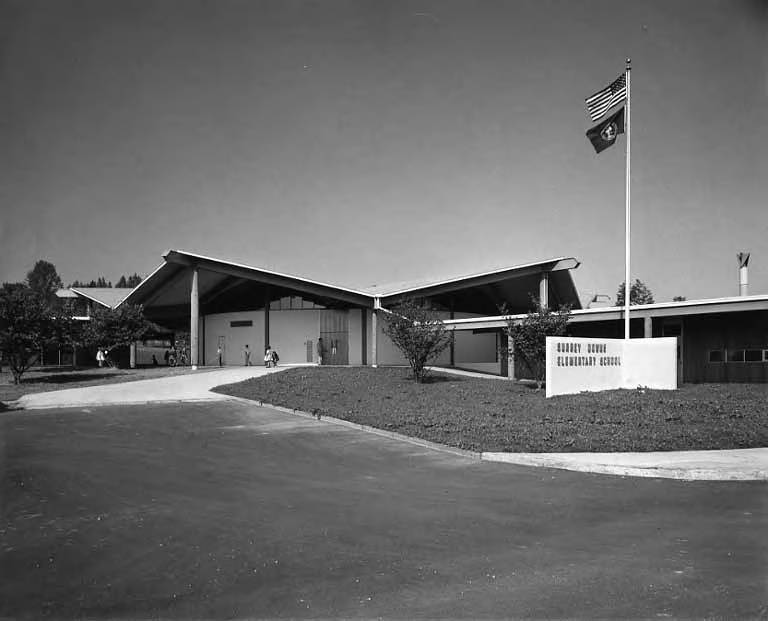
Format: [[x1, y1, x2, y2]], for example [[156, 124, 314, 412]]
[[112, 249, 768, 383]]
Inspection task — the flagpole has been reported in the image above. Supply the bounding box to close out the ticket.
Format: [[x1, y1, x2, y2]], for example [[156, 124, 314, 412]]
[[624, 58, 631, 340]]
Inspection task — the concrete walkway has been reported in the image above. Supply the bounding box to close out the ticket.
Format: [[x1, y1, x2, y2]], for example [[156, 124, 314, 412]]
[[482, 448, 768, 481], [8, 366, 768, 481], [13, 366, 281, 409]]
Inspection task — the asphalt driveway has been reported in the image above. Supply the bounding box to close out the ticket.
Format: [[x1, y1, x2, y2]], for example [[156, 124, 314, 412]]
[[1, 400, 766, 619]]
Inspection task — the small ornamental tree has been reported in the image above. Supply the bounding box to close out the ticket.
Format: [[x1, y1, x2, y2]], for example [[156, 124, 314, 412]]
[[503, 298, 571, 390], [0, 285, 56, 384], [50, 298, 84, 368], [616, 279, 655, 306], [381, 297, 452, 383], [82, 304, 152, 362]]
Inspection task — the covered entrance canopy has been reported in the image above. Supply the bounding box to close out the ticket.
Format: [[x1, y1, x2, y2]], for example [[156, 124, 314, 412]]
[[122, 250, 373, 330], [364, 257, 581, 315], [121, 249, 582, 368]]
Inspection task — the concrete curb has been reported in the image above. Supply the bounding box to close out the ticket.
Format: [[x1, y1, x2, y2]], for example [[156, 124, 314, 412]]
[[225, 397, 768, 481], [224, 395, 483, 460], [481, 452, 768, 481]]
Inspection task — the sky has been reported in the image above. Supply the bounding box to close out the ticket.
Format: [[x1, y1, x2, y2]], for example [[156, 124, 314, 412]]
[[1, 0, 767, 305]]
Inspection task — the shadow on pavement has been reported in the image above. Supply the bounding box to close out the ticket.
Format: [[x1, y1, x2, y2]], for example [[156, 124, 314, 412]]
[[20, 373, 117, 385]]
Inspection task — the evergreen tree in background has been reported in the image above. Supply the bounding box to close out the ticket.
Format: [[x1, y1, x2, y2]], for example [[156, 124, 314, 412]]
[[616, 279, 655, 306], [115, 273, 143, 288], [26, 260, 63, 304]]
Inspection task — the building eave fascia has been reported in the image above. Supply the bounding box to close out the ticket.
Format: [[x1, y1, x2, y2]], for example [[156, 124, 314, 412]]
[[440, 294, 768, 330], [377, 256, 580, 299]]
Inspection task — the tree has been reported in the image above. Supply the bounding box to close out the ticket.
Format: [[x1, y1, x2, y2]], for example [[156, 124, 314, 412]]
[[26, 260, 63, 304], [503, 298, 571, 390], [81, 304, 152, 363], [616, 279, 655, 306], [115, 273, 143, 288], [381, 298, 452, 383], [0, 285, 56, 383], [50, 297, 85, 368]]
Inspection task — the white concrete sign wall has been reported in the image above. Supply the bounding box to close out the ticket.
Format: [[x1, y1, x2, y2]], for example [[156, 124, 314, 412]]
[[545, 337, 677, 398]]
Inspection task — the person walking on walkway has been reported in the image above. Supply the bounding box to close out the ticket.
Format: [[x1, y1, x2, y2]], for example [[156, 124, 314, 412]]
[[243, 344, 252, 366], [264, 345, 273, 368]]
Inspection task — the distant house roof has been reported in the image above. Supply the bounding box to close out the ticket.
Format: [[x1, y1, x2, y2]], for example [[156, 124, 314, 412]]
[[67, 287, 133, 309]]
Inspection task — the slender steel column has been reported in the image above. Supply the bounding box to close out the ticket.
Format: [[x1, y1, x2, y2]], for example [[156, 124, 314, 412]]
[[371, 304, 378, 368], [264, 286, 271, 352], [190, 267, 199, 370], [539, 272, 549, 310]]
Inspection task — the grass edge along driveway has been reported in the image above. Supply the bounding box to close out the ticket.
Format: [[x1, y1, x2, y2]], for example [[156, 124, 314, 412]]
[[212, 366, 768, 453]]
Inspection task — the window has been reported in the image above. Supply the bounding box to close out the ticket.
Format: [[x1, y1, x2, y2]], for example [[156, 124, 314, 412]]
[[727, 349, 745, 363], [708, 350, 724, 363], [269, 295, 325, 310], [721, 348, 768, 363], [745, 349, 763, 362], [230, 320, 253, 328]]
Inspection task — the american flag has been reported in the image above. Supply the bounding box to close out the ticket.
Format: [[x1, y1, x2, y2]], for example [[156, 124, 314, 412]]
[[585, 74, 627, 122]]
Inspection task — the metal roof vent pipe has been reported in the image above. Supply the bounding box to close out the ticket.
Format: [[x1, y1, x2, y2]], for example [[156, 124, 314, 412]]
[[738, 252, 750, 296]]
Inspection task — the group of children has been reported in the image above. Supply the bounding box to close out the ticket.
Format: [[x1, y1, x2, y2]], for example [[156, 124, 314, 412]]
[[263, 345, 279, 368], [238, 344, 279, 367]]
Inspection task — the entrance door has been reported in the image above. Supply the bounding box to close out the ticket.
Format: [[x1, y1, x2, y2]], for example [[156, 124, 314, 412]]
[[319, 310, 349, 365], [662, 320, 684, 384]]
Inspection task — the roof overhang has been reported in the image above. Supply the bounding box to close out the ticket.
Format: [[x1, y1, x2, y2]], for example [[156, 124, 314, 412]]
[[378, 257, 582, 313], [121, 249, 374, 310], [119, 249, 584, 322]]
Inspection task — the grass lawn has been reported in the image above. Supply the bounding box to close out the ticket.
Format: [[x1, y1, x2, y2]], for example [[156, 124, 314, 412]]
[[0, 366, 216, 405], [213, 366, 768, 453]]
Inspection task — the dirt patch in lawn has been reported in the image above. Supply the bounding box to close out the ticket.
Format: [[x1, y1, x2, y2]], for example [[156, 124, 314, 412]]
[[213, 367, 768, 453]]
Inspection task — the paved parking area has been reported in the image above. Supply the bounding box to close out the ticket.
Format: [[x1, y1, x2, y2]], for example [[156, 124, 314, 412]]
[[11, 367, 768, 481], [1, 400, 766, 619]]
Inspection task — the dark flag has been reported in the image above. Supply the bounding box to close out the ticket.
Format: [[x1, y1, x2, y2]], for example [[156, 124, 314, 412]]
[[586, 107, 625, 154]]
